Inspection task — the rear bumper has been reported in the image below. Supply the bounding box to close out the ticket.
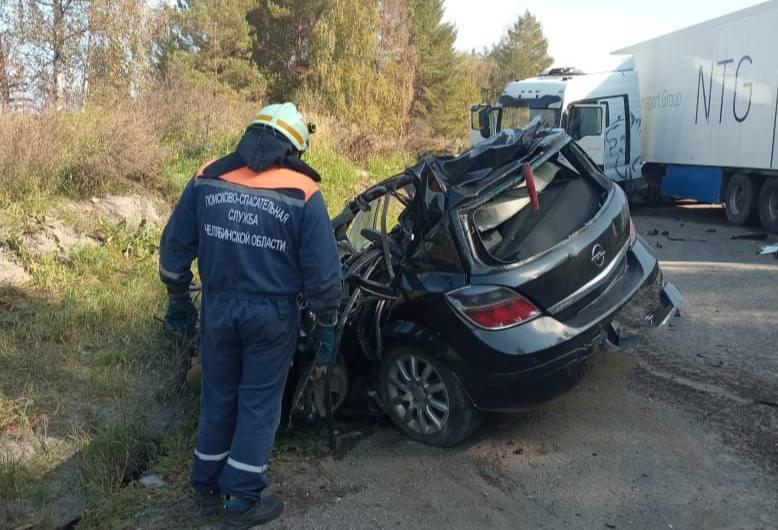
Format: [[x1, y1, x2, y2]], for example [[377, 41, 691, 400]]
[[450, 238, 681, 411]]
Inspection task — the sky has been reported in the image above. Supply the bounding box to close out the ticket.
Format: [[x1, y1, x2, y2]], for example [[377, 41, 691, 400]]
[[442, 0, 765, 71]]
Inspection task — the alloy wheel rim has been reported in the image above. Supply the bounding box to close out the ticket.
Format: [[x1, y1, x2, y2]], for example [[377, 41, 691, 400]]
[[386, 354, 450, 435], [769, 189, 778, 220]]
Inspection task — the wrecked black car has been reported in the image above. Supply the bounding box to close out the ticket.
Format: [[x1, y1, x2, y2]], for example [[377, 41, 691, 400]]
[[281, 120, 682, 447], [183, 121, 681, 447]]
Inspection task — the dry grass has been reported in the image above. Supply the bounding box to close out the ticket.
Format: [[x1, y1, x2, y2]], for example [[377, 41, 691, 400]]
[[0, 73, 453, 528], [0, 76, 255, 200], [0, 75, 435, 207]]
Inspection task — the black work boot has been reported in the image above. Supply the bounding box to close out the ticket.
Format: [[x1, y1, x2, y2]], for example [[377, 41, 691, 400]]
[[222, 494, 283, 529], [195, 490, 223, 516]]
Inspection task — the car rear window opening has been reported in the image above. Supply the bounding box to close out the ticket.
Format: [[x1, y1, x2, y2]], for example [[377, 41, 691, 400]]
[[473, 157, 604, 263]]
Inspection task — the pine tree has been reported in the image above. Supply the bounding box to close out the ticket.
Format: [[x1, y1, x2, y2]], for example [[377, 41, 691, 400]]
[[248, 0, 327, 101], [487, 10, 553, 100], [403, 0, 459, 130], [163, 0, 262, 99], [403, 0, 483, 139]]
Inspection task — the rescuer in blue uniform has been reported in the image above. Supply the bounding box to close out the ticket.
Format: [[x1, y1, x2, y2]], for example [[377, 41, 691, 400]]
[[159, 103, 342, 529]]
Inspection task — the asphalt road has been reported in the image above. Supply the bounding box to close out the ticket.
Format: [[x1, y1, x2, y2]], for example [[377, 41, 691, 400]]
[[261, 204, 778, 530]]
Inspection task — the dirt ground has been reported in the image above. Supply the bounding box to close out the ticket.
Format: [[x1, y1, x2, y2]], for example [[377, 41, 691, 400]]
[[139, 203, 778, 530], [257, 203, 776, 530]]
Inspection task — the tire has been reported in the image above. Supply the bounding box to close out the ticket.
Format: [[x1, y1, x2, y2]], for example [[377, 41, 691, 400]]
[[725, 173, 759, 225], [379, 346, 479, 447], [758, 178, 778, 233]]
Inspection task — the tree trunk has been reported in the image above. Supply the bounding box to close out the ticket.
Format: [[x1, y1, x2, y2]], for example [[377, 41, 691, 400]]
[[0, 34, 10, 112], [50, 0, 64, 107]]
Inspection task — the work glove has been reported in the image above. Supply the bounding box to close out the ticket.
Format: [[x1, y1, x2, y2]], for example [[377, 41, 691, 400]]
[[164, 296, 198, 336], [312, 325, 336, 368]]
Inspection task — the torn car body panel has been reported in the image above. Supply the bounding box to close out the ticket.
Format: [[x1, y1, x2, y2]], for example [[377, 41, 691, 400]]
[[292, 120, 681, 442]]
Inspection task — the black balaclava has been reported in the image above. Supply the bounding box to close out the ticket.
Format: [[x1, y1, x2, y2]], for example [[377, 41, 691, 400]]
[[201, 125, 321, 182]]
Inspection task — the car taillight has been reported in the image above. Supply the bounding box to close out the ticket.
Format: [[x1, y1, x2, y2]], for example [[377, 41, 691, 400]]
[[446, 285, 540, 330]]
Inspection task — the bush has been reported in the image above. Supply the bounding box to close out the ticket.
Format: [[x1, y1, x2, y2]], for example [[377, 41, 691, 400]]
[[142, 74, 255, 160], [0, 107, 167, 198], [0, 113, 62, 198], [0, 74, 456, 203], [57, 107, 170, 195], [0, 76, 256, 200]]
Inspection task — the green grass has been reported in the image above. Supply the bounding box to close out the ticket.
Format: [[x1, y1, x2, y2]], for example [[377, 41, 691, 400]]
[[0, 141, 407, 527], [0, 198, 179, 526]]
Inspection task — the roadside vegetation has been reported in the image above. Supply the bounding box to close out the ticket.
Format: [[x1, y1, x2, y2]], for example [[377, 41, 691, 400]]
[[0, 0, 554, 527]]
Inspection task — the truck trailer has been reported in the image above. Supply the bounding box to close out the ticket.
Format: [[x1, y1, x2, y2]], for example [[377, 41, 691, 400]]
[[470, 0, 778, 232]]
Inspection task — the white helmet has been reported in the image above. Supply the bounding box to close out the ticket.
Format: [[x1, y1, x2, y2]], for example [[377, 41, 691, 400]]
[[250, 102, 311, 152]]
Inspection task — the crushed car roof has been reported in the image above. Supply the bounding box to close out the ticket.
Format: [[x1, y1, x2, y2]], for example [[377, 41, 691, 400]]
[[407, 119, 568, 199]]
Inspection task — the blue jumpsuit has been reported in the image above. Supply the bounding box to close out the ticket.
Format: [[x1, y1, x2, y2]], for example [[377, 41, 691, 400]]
[[159, 159, 342, 502]]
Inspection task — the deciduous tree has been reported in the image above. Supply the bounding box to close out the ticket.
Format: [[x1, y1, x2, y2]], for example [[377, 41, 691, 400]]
[[308, 0, 415, 136], [83, 0, 162, 101], [23, 0, 90, 107], [0, 3, 26, 111]]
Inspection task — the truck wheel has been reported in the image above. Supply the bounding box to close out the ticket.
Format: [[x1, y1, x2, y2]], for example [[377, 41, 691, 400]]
[[758, 178, 778, 233], [725, 173, 759, 225], [379, 347, 479, 447]]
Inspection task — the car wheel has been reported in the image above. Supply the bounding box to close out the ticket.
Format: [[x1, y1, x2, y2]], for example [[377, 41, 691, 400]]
[[725, 173, 759, 225], [758, 178, 778, 233], [379, 346, 479, 447]]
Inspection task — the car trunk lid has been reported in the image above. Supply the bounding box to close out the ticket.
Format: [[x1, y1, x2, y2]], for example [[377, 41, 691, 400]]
[[461, 145, 632, 314]]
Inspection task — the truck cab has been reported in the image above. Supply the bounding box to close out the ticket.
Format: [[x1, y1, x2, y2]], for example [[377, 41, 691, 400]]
[[471, 64, 644, 193]]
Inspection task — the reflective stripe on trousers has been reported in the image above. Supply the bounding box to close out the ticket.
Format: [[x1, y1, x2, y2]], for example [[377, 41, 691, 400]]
[[190, 293, 298, 502]]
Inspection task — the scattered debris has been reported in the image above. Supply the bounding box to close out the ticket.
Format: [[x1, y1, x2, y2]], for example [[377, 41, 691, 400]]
[[667, 234, 707, 243], [758, 244, 778, 258], [652, 229, 707, 243], [139, 474, 166, 488], [731, 232, 768, 241]]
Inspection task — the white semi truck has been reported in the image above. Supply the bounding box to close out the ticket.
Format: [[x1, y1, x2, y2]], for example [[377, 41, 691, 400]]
[[470, 0, 778, 232]]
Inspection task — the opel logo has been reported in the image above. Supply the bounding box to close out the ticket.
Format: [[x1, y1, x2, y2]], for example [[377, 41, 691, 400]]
[[591, 244, 606, 268]]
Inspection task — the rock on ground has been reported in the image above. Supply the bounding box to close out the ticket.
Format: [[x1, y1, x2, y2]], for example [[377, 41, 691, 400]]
[[24, 217, 97, 256], [89, 195, 167, 228], [0, 250, 30, 286]]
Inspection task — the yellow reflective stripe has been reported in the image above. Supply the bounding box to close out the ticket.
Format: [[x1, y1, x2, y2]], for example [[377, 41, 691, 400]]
[[252, 115, 304, 147], [275, 119, 304, 146]]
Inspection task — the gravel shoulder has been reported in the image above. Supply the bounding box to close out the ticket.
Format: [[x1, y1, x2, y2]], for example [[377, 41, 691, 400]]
[[262, 204, 778, 530], [126, 203, 778, 530]]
